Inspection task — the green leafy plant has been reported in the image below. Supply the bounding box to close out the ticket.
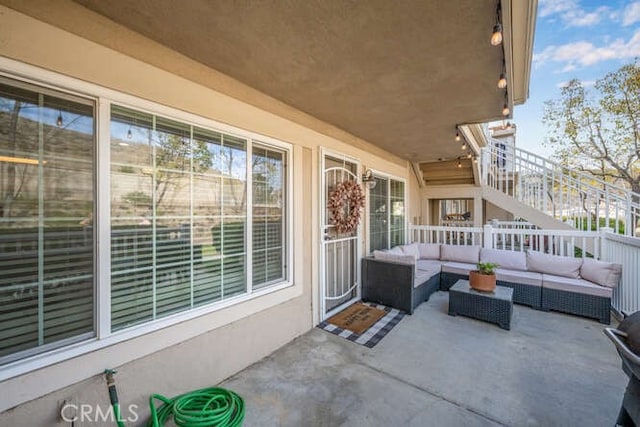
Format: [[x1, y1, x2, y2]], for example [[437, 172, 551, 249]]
[[476, 262, 499, 275]]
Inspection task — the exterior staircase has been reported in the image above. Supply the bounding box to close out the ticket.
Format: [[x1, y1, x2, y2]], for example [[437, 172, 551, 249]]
[[480, 143, 640, 236]]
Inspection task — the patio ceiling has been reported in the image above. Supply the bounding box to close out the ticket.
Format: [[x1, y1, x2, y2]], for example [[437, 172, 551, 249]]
[[66, 1, 533, 163]]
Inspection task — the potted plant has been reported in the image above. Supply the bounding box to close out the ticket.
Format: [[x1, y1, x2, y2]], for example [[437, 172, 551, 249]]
[[469, 262, 499, 292]]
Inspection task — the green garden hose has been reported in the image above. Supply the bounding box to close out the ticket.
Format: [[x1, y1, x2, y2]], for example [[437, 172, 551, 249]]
[[104, 370, 245, 427], [148, 387, 245, 427]]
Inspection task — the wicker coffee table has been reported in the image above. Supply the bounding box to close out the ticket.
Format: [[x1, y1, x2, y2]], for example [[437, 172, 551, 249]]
[[448, 280, 514, 330]]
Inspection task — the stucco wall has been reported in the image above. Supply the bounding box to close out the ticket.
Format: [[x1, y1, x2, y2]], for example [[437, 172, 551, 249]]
[[0, 4, 414, 425]]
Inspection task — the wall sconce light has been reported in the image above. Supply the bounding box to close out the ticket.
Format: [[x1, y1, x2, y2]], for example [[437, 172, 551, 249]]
[[362, 168, 377, 189]]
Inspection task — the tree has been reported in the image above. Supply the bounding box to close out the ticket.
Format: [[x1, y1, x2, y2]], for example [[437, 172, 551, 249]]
[[543, 60, 640, 194], [153, 133, 212, 206]]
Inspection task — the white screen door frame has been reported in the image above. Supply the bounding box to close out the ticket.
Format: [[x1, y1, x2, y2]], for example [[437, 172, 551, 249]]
[[319, 148, 362, 320]]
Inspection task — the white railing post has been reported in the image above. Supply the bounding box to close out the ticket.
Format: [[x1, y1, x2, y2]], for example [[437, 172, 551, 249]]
[[483, 224, 493, 249], [600, 226, 613, 261], [626, 192, 633, 236]]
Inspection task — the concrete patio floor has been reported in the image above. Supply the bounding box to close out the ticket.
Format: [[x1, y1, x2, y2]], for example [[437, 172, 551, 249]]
[[222, 291, 629, 427]]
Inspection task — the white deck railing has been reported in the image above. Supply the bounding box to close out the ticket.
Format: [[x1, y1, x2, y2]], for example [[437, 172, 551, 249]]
[[409, 224, 638, 314], [481, 143, 640, 236], [603, 232, 640, 315], [410, 225, 483, 246]]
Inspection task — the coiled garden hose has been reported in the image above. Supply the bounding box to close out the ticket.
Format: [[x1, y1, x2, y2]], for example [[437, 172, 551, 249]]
[[148, 387, 245, 427], [104, 369, 245, 427]]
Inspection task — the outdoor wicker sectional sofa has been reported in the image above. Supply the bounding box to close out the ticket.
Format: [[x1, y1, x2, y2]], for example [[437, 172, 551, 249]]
[[362, 243, 622, 323]]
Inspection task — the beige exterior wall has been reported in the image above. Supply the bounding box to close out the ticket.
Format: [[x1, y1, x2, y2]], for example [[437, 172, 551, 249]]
[[485, 200, 515, 223], [0, 5, 414, 424]]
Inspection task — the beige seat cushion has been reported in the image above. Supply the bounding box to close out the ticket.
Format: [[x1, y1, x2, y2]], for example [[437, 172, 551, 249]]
[[441, 262, 476, 276], [496, 268, 542, 287], [542, 274, 612, 298], [414, 270, 436, 288], [416, 259, 442, 273]]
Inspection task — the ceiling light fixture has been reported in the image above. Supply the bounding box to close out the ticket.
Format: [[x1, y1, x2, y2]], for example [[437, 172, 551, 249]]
[[455, 131, 460, 142], [56, 111, 63, 127], [457, 159, 462, 168]]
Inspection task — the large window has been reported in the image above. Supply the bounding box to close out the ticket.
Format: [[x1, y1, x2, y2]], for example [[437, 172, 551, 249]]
[[0, 75, 290, 365], [110, 105, 288, 331], [368, 175, 405, 252], [0, 77, 95, 364]]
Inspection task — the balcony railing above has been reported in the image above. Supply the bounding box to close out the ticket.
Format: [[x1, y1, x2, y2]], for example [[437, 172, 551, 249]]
[[481, 143, 640, 236]]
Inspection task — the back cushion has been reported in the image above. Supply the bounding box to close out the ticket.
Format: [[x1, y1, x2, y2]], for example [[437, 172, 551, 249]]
[[400, 243, 420, 261], [580, 258, 622, 288], [526, 250, 582, 279], [480, 248, 526, 271], [372, 250, 415, 265], [418, 243, 441, 260], [388, 246, 404, 256], [440, 244, 480, 264]]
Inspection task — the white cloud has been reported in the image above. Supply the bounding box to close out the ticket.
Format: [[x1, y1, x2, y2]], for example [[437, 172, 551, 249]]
[[556, 80, 595, 88], [538, 0, 607, 27], [539, 0, 574, 18], [623, 1, 640, 26], [534, 29, 640, 71]]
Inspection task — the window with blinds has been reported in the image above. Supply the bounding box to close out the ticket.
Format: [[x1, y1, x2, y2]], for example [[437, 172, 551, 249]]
[[0, 78, 290, 365], [110, 105, 287, 331], [110, 106, 249, 330], [368, 176, 388, 252], [0, 77, 96, 364], [368, 175, 406, 252], [390, 180, 406, 247], [252, 146, 285, 289]]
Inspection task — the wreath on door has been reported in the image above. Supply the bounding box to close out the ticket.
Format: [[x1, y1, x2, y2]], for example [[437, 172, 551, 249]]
[[328, 180, 366, 234]]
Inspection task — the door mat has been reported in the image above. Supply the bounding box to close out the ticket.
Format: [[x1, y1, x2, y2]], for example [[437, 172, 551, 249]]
[[318, 303, 405, 348], [326, 302, 387, 334]]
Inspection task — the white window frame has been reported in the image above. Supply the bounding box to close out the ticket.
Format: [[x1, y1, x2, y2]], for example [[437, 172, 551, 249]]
[[366, 169, 408, 253], [0, 57, 294, 381]]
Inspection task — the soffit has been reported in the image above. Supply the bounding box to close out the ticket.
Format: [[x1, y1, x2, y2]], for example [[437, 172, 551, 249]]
[[67, 0, 516, 163]]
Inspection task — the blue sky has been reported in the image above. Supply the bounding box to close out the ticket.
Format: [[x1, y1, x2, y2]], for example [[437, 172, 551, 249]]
[[514, 0, 640, 155]]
